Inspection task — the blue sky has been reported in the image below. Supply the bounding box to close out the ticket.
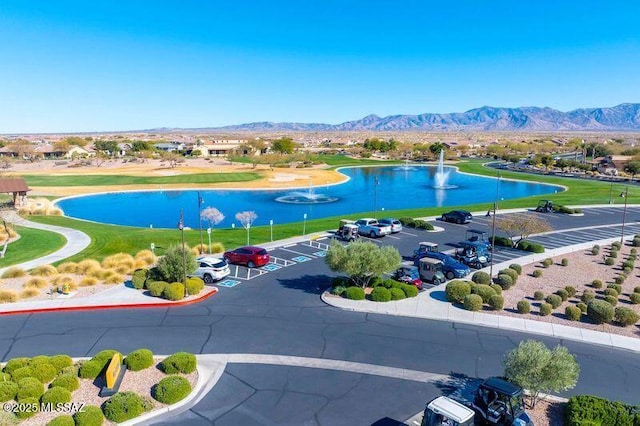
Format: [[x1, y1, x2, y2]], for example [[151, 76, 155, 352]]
[[1, 1, 639, 133]]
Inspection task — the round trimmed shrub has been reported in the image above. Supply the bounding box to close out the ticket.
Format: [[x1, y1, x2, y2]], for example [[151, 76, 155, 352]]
[[614, 275, 625, 285], [561, 258, 569, 266], [47, 415, 75, 426], [591, 279, 603, 289], [159, 352, 197, 374], [472, 284, 496, 303], [31, 363, 57, 383], [488, 295, 504, 311], [542, 258, 553, 268], [186, 277, 205, 296], [587, 300, 614, 324], [612, 241, 622, 250], [614, 307, 640, 327], [545, 294, 562, 309], [79, 361, 103, 380], [73, 405, 104, 426], [604, 288, 619, 298], [41, 386, 71, 405], [345, 286, 365, 300], [539, 302, 552, 316], [11, 366, 34, 382], [556, 289, 569, 301], [623, 266, 633, 275], [445, 280, 471, 303], [102, 391, 149, 423], [508, 263, 522, 275], [3, 357, 30, 374], [576, 302, 588, 313], [630, 293, 640, 304], [564, 286, 577, 298], [30, 355, 49, 366], [565, 305, 582, 321], [92, 350, 120, 367], [635, 286, 640, 293], [608, 284, 622, 295], [50, 374, 79, 392], [494, 274, 513, 290], [471, 271, 490, 284], [370, 287, 391, 302], [0, 372, 9, 381], [516, 300, 530, 314], [591, 246, 600, 255], [16, 377, 44, 401], [147, 281, 167, 297], [490, 284, 502, 295], [401, 284, 418, 298], [49, 355, 73, 373], [331, 286, 346, 296], [331, 277, 349, 287], [499, 268, 518, 282], [124, 349, 154, 372], [131, 269, 148, 290], [463, 294, 483, 311], [604, 295, 618, 306], [153, 375, 192, 404], [533, 291, 545, 301], [581, 291, 595, 304], [162, 282, 185, 301], [15, 397, 39, 419], [609, 250, 618, 259], [532, 269, 543, 278], [0, 381, 18, 402], [605, 257, 615, 266], [390, 287, 406, 301]]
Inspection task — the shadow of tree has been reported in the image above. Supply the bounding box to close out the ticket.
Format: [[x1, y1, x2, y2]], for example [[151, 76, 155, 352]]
[[276, 274, 334, 295], [370, 417, 405, 426]]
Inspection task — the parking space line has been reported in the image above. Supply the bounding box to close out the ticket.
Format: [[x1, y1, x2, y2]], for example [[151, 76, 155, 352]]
[[400, 231, 418, 237], [278, 247, 317, 258], [386, 235, 401, 240]]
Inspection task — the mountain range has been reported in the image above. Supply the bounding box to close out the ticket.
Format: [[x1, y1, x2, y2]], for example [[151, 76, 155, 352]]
[[206, 103, 640, 132]]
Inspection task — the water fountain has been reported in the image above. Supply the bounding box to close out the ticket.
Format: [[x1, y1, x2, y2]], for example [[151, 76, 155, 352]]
[[394, 159, 417, 171], [433, 150, 456, 189], [275, 180, 338, 204]]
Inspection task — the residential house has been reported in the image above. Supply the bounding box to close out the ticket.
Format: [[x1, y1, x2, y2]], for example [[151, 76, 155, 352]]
[[595, 155, 634, 175], [155, 142, 186, 153]]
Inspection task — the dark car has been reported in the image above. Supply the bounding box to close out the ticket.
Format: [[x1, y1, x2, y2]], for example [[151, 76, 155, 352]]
[[223, 246, 270, 268], [441, 210, 472, 224]]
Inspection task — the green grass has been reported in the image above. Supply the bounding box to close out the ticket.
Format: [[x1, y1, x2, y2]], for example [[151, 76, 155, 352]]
[[314, 154, 399, 168], [0, 226, 66, 268], [21, 172, 260, 187]]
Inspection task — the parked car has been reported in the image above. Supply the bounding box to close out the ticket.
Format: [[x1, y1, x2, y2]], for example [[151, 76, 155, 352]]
[[378, 218, 402, 233], [354, 218, 392, 238], [191, 256, 230, 283], [414, 251, 470, 280], [441, 210, 473, 224], [223, 246, 270, 268]]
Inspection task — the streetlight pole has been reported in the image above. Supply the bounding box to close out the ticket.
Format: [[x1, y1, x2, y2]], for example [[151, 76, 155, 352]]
[[197, 192, 204, 253], [246, 223, 251, 246], [373, 177, 379, 218], [609, 181, 614, 205], [207, 227, 212, 254], [178, 209, 188, 297], [303, 213, 307, 236], [489, 172, 501, 280], [269, 219, 274, 242], [620, 187, 629, 244]]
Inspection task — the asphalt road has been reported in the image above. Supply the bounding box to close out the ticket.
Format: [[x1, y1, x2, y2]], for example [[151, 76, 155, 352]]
[[2, 206, 640, 425]]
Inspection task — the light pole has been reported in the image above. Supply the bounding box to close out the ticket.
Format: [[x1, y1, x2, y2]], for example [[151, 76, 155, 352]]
[[269, 219, 274, 241], [489, 172, 502, 280], [609, 181, 614, 204], [207, 227, 212, 254], [245, 223, 250, 245], [177, 209, 188, 297], [197, 192, 204, 253], [373, 177, 379, 218], [620, 187, 629, 244], [303, 213, 307, 236]]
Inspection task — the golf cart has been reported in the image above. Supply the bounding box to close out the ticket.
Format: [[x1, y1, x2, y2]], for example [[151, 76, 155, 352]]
[[336, 220, 359, 242], [465, 229, 491, 249], [394, 264, 423, 290], [415, 257, 446, 285], [535, 200, 554, 213], [421, 396, 475, 426], [414, 242, 439, 258], [454, 241, 491, 269]]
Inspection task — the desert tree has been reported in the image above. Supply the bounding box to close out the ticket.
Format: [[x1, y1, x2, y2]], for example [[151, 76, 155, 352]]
[[497, 214, 552, 247], [325, 240, 401, 288], [235, 211, 258, 245]]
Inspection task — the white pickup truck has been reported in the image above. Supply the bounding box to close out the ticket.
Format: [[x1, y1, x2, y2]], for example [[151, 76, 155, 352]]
[[355, 218, 392, 238]]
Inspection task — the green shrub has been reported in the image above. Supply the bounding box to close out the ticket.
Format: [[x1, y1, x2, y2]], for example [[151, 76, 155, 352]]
[[11, 366, 34, 382], [614, 307, 640, 327], [463, 294, 483, 311], [605, 257, 615, 266], [545, 294, 562, 309], [73, 405, 104, 426], [131, 269, 148, 290], [152, 375, 192, 404], [488, 295, 504, 311], [581, 291, 595, 304], [92, 350, 120, 367], [604, 288, 619, 298], [331, 276, 349, 288], [533, 291, 544, 301], [635, 286, 640, 293], [604, 295, 618, 306], [0, 372, 9, 381], [102, 391, 150, 423], [3, 357, 30, 374], [41, 386, 71, 405], [508, 263, 522, 275], [494, 274, 513, 290], [398, 217, 415, 227], [622, 260, 634, 270], [331, 285, 346, 296], [124, 349, 154, 372], [576, 302, 588, 313], [556, 289, 569, 301], [471, 271, 490, 285], [591, 279, 603, 289], [369, 276, 383, 287], [78, 361, 103, 380], [31, 363, 57, 383], [612, 241, 622, 250], [633, 237, 640, 247], [539, 302, 552, 316], [542, 258, 553, 268], [491, 236, 512, 247], [30, 355, 49, 366], [50, 374, 79, 392], [49, 355, 73, 373], [370, 287, 391, 302], [389, 287, 406, 300], [47, 415, 75, 426], [162, 282, 186, 301], [517, 240, 544, 253], [591, 246, 600, 255], [156, 244, 197, 283], [186, 277, 205, 295], [401, 284, 419, 298], [414, 220, 434, 230], [490, 284, 502, 295], [588, 300, 615, 324], [516, 300, 530, 314], [16, 377, 44, 401], [565, 395, 638, 426], [345, 286, 365, 300], [623, 266, 632, 275], [532, 269, 543, 278], [565, 286, 577, 298], [499, 268, 519, 283], [565, 305, 582, 321], [614, 275, 625, 285], [147, 281, 168, 297], [159, 352, 197, 374], [561, 258, 569, 266], [608, 250, 618, 259], [15, 397, 39, 419], [0, 381, 18, 402], [472, 284, 497, 303], [630, 293, 640, 304], [445, 280, 471, 303], [631, 248, 637, 255]]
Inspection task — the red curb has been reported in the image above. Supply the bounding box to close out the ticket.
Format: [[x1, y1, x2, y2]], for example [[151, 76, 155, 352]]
[[0, 287, 218, 316]]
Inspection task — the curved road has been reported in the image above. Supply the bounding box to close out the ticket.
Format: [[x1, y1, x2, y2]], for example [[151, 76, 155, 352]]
[[2, 206, 640, 425]]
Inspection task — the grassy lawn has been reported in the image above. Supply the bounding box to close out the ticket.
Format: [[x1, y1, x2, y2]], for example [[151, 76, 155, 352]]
[[0, 226, 66, 268], [21, 172, 260, 187]]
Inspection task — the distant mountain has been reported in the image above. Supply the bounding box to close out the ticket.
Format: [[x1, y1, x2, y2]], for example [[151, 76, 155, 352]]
[[212, 103, 640, 132]]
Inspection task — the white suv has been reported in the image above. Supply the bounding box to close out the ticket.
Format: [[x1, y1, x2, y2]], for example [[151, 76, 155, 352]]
[[191, 256, 230, 283]]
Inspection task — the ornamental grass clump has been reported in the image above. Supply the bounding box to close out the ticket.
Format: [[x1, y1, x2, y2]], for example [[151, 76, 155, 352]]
[[1, 267, 26, 279], [56, 262, 78, 274], [79, 277, 98, 287], [24, 277, 47, 289], [76, 259, 101, 275], [102, 270, 124, 285], [135, 249, 156, 266], [30, 265, 57, 277], [20, 288, 40, 299], [0, 290, 19, 303]]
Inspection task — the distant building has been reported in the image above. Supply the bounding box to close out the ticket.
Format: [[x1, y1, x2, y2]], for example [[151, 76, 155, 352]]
[[595, 155, 634, 175], [155, 142, 185, 152]]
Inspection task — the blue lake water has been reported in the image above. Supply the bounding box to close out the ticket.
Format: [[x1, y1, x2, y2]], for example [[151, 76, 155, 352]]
[[56, 166, 559, 229]]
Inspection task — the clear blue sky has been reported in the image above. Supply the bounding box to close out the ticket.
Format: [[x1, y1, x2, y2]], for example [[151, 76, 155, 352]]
[[1, 0, 639, 133]]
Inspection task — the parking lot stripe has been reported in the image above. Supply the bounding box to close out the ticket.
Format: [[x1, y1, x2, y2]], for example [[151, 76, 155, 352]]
[[400, 231, 418, 237], [278, 247, 317, 258]]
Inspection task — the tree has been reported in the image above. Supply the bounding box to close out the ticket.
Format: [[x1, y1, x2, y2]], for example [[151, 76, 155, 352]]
[[201, 207, 225, 228], [271, 137, 297, 154], [156, 244, 197, 283], [62, 136, 88, 147], [94, 140, 119, 155], [429, 142, 445, 155], [325, 240, 401, 288], [503, 340, 579, 408], [624, 160, 640, 180], [235, 211, 257, 245], [497, 214, 552, 246], [53, 140, 70, 153], [540, 155, 555, 170], [555, 158, 569, 171], [131, 141, 153, 152], [161, 152, 183, 168], [93, 152, 109, 167]]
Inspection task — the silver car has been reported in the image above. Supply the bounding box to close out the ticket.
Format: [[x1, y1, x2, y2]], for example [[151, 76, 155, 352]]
[[379, 218, 402, 233]]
